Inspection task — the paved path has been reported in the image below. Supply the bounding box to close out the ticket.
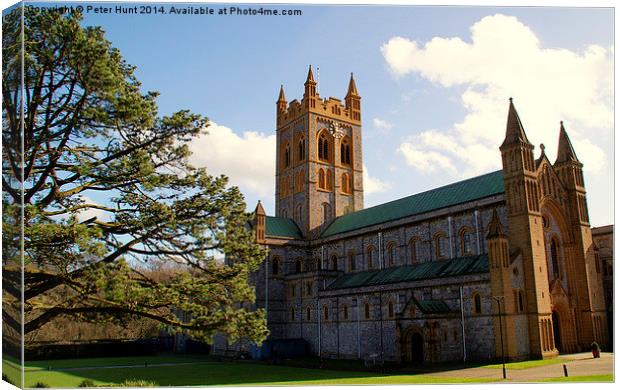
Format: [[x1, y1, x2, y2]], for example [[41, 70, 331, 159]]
[[430, 352, 614, 382]]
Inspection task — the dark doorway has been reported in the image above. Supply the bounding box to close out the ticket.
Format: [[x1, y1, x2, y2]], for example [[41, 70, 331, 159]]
[[552, 311, 561, 352], [411, 332, 424, 364]]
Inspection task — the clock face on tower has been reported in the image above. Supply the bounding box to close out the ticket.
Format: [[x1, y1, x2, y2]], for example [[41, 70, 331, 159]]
[[329, 122, 344, 139]]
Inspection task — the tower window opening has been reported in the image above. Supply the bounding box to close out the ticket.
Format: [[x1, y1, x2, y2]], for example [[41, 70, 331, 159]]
[[298, 137, 306, 161], [340, 138, 351, 165], [318, 132, 330, 161], [550, 238, 560, 279], [473, 293, 482, 314]]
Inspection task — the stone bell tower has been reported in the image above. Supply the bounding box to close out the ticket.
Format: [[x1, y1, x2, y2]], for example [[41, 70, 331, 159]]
[[500, 98, 557, 359], [274, 66, 363, 238]]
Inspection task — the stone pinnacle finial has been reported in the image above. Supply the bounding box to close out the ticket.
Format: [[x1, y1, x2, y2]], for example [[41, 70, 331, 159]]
[[277, 85, 286, 102], [305, 64, 315, 84], [555, 121, 579, 164], [501, 97, 530, 148], [346, 72, 359, 97]]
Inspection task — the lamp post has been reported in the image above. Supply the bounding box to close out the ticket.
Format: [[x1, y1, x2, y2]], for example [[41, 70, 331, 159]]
[[493, 296, 506, 379]]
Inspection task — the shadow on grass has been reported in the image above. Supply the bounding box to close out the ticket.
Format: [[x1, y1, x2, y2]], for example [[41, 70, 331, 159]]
[[21, 359, 497, 387]]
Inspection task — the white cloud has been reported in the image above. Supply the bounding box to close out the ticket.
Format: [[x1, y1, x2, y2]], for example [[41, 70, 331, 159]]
[[76, 196, 110, 223], [188, 122, 276, 198], [372, 117, 393, 131], [398, 142, 458, 175], [382, 14, 613, 179], [363, 164, 391, 194]]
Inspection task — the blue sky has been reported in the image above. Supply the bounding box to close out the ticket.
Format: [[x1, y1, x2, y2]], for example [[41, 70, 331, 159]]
[[20, 1, 615, 226]]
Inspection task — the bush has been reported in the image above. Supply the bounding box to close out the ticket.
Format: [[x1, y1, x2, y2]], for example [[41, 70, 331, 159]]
[[78, 379, 96, 387], [32, 382, 50, 388], [118, 379, 156, 387]]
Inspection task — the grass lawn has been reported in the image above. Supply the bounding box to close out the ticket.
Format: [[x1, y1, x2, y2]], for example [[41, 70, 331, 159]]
[[1, 356, 499, 388], [482, 357, 568, 370], [541, 374, 613, 382]]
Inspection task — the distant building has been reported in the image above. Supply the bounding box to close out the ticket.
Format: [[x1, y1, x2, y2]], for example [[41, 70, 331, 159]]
[[592, 225, 613, 349], [213, 67, 609, 363]]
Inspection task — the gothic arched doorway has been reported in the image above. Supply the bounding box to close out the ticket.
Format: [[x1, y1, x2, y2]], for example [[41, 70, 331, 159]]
[[552, 311, 562, 352], [411, 332, 424, 364]]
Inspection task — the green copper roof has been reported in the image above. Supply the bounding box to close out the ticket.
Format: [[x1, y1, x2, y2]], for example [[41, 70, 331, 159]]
[[414, 299, 453, 314], [326, 254, 488, 290], [265, 216, 303, 239], [321, 170, 504, 237]]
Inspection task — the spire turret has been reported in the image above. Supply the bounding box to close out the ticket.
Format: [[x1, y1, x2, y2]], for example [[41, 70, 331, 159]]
[[277, 85, 286, 103], [345, 72, 361, 121], [555, 121, 579, 164], [487, 208, 506, 239], [501, 98, 530, 148], [254, 200, 266, 243], [305, 64, 315, 84], [303, 65, 317, 103], [346, 72, 359, 97]]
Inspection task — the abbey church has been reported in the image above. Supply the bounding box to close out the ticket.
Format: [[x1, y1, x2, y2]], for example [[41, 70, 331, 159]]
[[213, 67, 609, 363]]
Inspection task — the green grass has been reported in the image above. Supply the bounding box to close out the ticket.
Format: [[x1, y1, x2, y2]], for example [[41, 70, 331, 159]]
[[23, 354, 211, 370], [482, 357, 568, 370], [541, 374, 613, 382], [2, 357, 21, 386], [2, 357, 499, 388]]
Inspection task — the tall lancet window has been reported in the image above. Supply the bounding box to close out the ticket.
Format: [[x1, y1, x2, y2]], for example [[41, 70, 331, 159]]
[[550, 238, 560, 279], [318, 132, 330, 161], [340, 137, 351, 165]]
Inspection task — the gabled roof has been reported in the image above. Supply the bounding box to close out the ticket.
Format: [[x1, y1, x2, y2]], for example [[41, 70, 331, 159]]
[[321, 170, 504, 237], [326, 254, 489, 290], [265, 216, 302, 239]]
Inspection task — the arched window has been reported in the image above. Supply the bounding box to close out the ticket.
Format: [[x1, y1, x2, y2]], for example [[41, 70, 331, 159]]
[[473, 293, 482, 314], [331, 255, 338, 270], [318, 132, 330, 161], [296, 170, 304, 192], [518, 291, 524, 312], [283, 142, 290, 168], [306, 307, 311, 321], [348, 252, 356, 272], [298, 136, 306, 161], [295, 204, 302, 222], [306, 281, 313, 296], [295, 258, 302, 273], [272, 257, 280, 275], [367, 246, 375, 269], [291, 307, 295, 321], [340, 137, 351, 165], [325, 170, 332, 190], [387, 242, 396, 267], [342, 304, 349, 320], [388, 301, 395, 318], [550, 237, 560, 279], [280, 177, 288, 198], [460, 227, 474, 256], [322, 203, 331, 225], [318, 169, 325, 190], [341, 173, 351, 193], [364, 302, 371, 319], [434, 232, 448, 260], [408, 237, 419, 264], [323, 305, 329, 321]]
